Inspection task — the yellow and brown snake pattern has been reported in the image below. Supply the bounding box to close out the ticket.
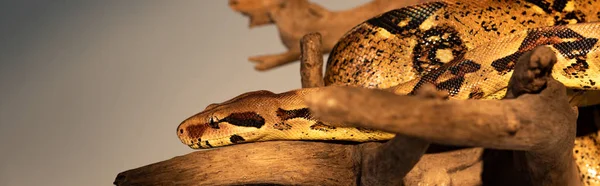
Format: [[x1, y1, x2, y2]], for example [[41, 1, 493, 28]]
[[178, 0, 600, 185]]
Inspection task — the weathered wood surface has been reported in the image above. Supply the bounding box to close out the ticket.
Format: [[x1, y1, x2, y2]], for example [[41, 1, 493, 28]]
[[114, 141, 363, 185], [114, 140, 487, 186], [300, 33, 324, 88]]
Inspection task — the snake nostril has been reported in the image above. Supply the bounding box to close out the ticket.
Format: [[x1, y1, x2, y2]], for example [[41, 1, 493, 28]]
[[179, 129, 184, 134]]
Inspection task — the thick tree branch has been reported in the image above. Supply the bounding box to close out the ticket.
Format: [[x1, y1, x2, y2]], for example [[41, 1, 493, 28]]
[[114, 141, 485, 186], [114, 141, 363, 186], [305, 83, 573, 151]]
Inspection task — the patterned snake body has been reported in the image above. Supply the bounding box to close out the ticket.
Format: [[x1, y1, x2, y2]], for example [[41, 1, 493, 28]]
[[178, 0, 600, 184]]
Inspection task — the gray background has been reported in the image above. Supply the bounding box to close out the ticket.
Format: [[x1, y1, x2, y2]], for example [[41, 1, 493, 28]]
[[0, 1, 368, 186]]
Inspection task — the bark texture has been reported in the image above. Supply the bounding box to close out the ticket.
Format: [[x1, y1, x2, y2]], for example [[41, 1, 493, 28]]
[[300, 32, 324, 88]]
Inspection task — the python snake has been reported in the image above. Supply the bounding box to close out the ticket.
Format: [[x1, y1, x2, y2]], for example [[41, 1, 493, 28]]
[[178, 0, 600, 185]]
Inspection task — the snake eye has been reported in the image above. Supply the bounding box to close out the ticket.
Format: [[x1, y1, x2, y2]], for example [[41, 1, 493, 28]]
[[208, 116, 220, 129]]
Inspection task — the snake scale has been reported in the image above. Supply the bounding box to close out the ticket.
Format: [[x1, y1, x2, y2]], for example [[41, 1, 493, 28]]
[[178, 0, 600, 185]]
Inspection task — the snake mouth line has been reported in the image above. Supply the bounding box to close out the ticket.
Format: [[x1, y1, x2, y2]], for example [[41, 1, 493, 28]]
[[190, 130, 261, 149]]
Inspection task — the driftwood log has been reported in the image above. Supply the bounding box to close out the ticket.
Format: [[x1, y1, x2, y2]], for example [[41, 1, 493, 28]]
[[229, 0, 430, 70], [114, 32, 583, 185]]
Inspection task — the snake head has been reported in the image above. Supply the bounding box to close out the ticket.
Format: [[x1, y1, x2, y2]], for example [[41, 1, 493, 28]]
[[177, 90, 283, 149]]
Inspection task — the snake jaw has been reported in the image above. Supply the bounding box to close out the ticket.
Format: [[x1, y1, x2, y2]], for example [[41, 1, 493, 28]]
[[178, 121, 267, 149], [178, 116, 271, 149]]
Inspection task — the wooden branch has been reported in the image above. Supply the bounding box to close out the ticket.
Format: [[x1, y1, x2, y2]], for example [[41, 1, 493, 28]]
[[304, 46, 581, 185], [229, 0, 283, 28], [306, 86, 557, 150], [114, 141, 485, 186], [114, 141, 363, 186], [230, 0, 430, 70], [300, 32, 324, 88]]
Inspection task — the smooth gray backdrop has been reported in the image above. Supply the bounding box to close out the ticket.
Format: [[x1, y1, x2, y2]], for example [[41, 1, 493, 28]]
[[0, 1, 369, 186]]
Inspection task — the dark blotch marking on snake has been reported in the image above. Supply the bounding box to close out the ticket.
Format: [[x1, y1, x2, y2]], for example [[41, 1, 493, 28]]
[[492, 27, 598, 74], [554, 10, 588, 25], [366, 2, 447, 36], [310, 122, 336, 132], [185, 124, 208, 140], [220, 112, 266, 128], [276, 108, 312, 120], [524, 0, 552, 13], [524, 0, 572, 14], [544, 0, 588, 26], [273, 108, 313, 130], [412, 25, 467, 74], [436, 60, 481, 95], [411, 60, 481, 96], [230, 134, 246, 144], [366, 2, 467, 75], [468, 87, 485, 99], [273, 122, 293, 131], [551, 0, 568, 12], [205, 141, 213, 148], [564, 56, 591, 76], [553, 38, 598, 60]]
